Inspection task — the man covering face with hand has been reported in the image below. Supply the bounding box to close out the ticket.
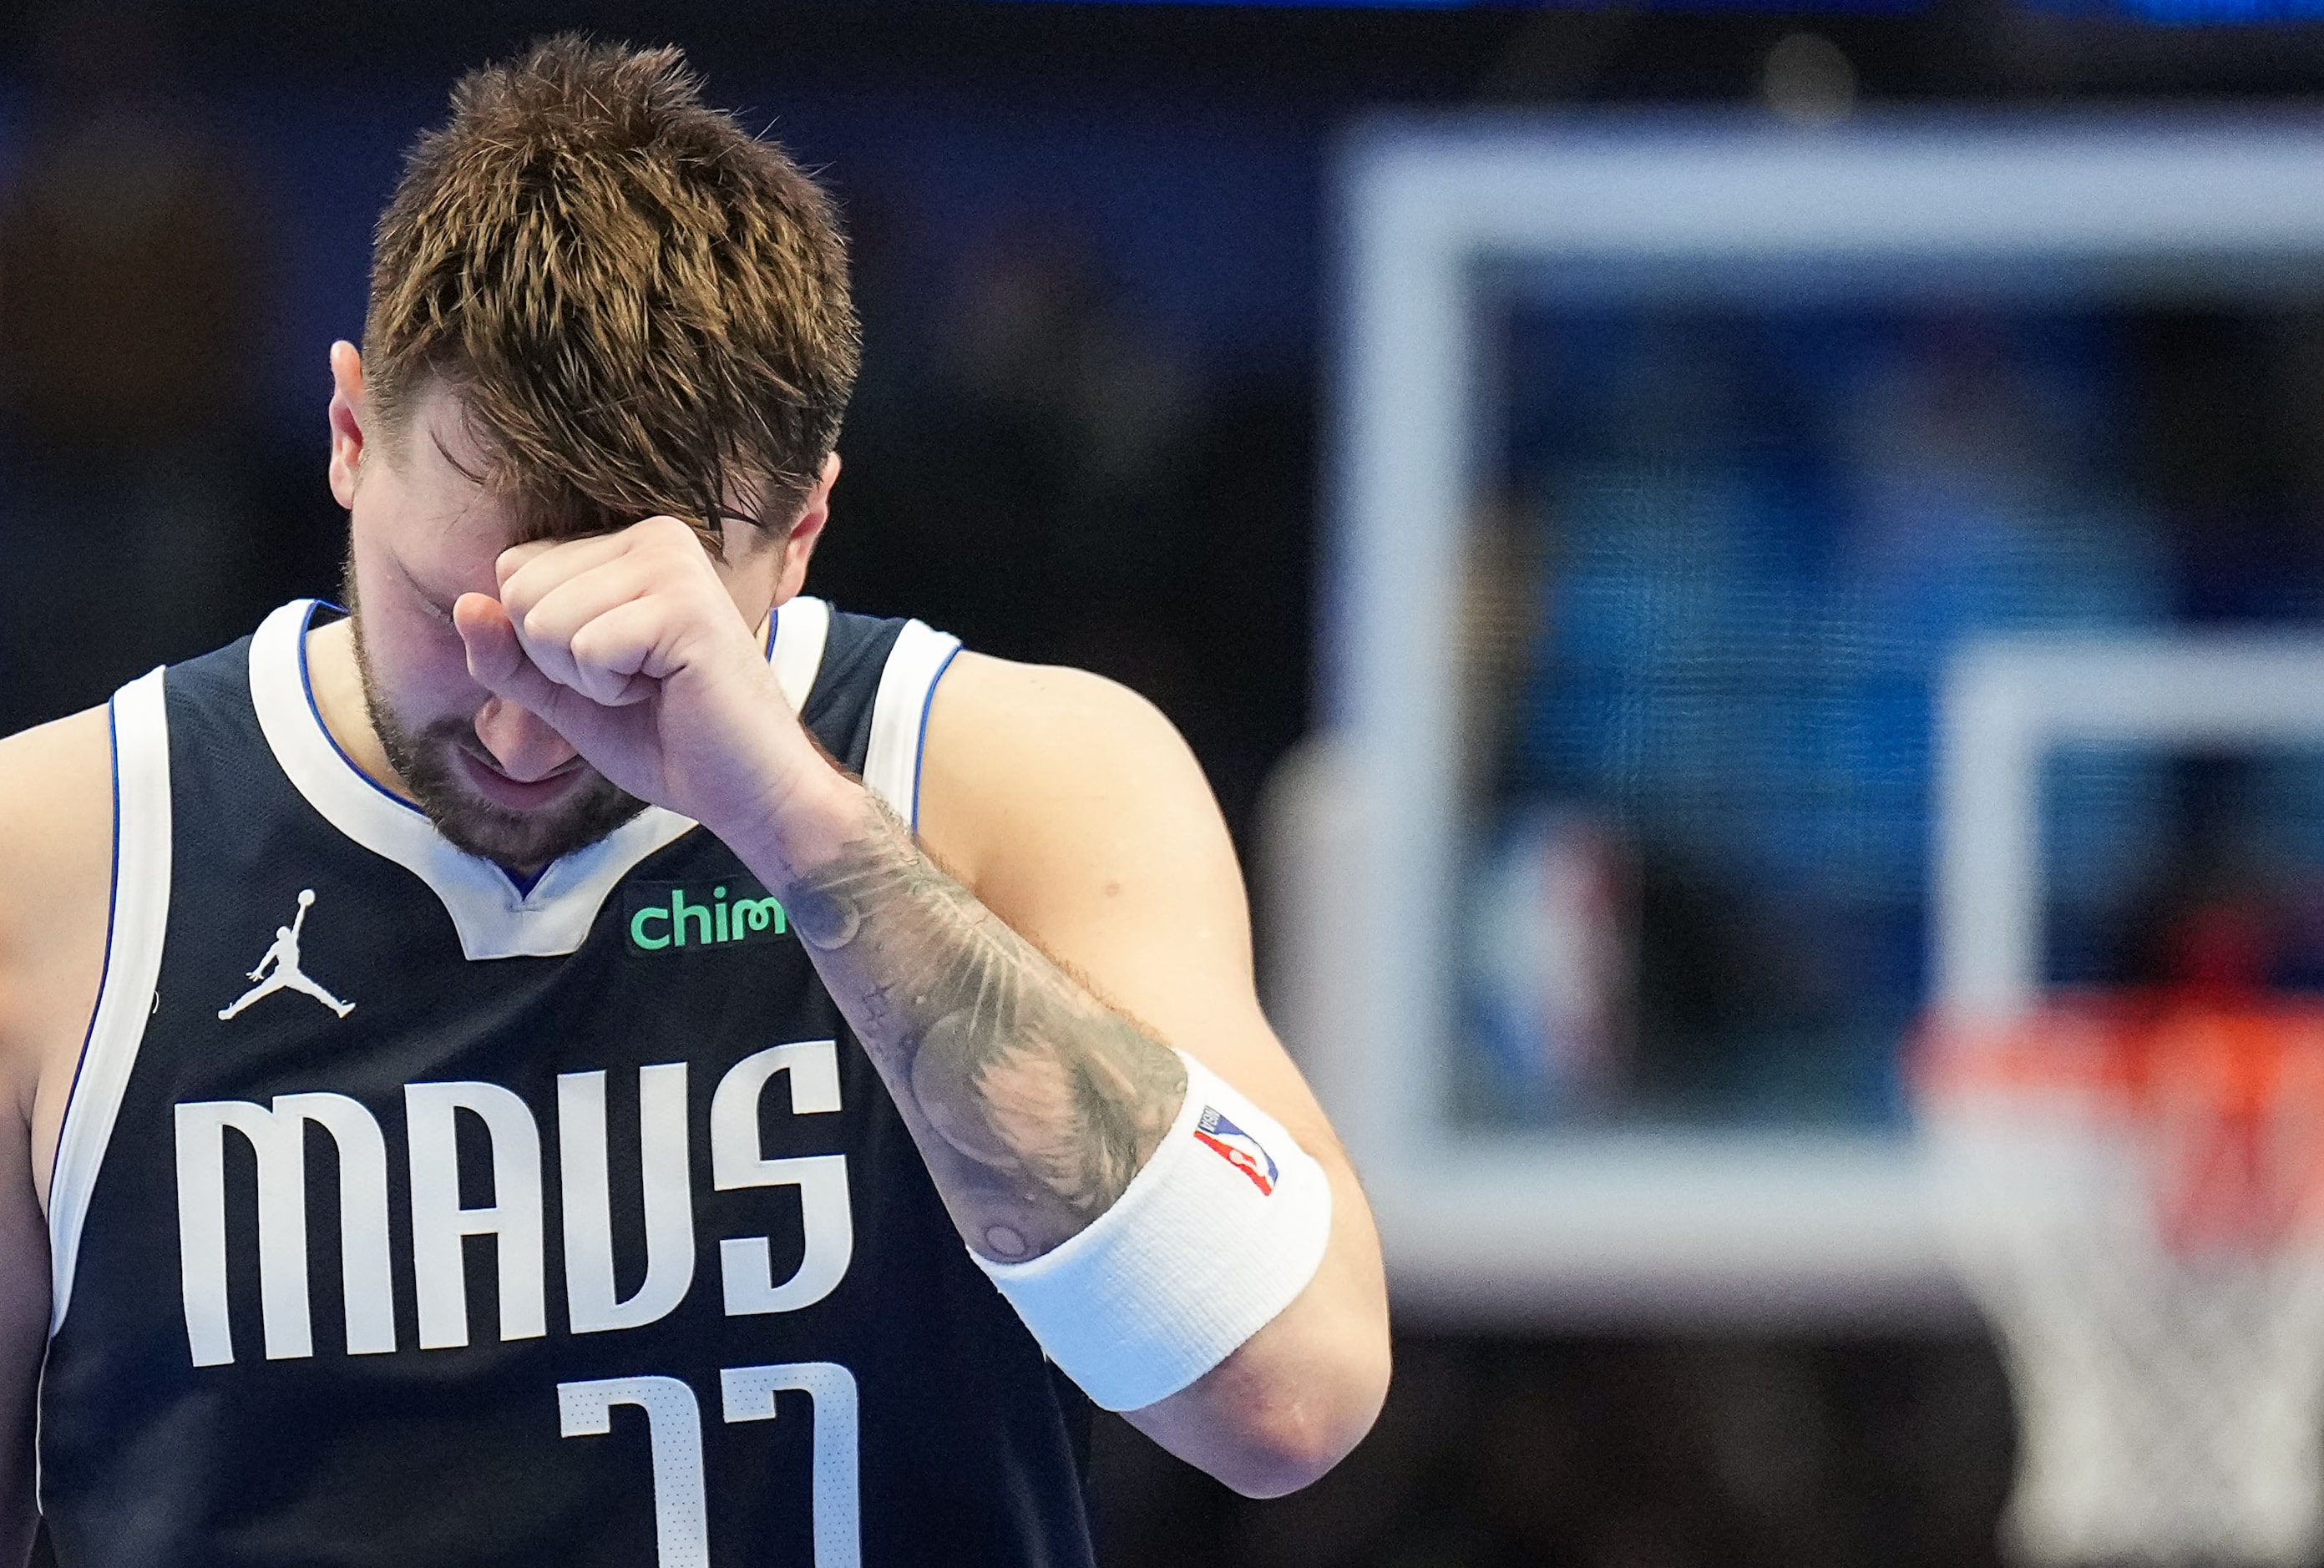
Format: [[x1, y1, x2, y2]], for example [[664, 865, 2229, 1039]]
[[0, 37, 1388, 1568]]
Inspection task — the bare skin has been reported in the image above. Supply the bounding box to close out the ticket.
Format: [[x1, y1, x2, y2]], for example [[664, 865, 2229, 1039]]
[[0, 346, 1392, 1556]]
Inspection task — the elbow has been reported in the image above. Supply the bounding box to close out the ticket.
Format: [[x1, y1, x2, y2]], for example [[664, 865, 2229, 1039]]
[[1118, 1240, 1395, 1499], [1220, 1435, 1355, 1501], [1213, 1338, 1393, 1500]]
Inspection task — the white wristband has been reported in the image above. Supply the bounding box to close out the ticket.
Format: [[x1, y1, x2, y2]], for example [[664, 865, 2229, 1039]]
[[970, 1050, 1334, 1412]]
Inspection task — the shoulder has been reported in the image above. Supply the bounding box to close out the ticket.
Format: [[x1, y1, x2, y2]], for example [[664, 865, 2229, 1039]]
[[914, 652, 1250, 980], [0, 705, 114, 921], [917, 652, 1223, 883], [920, 651, 1190, 772]]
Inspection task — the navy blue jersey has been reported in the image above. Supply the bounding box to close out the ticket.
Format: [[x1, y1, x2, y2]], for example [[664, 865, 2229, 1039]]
[[36, 597, 1097, 1568]]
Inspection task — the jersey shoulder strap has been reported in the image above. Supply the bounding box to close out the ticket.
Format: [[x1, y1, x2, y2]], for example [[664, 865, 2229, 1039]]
[[801, 602, 960, 824]]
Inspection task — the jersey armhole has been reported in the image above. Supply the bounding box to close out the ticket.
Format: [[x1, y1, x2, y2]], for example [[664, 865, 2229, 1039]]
[[47, 667, 173, 1338], [862, 622, 963, 828]]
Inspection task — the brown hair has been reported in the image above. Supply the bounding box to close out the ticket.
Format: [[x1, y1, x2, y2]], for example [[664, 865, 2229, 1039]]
[[362, 35, 858, 547]]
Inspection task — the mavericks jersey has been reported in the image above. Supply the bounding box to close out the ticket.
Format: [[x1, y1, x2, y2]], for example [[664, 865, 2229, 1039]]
[[36, 598, 1098, 1567]]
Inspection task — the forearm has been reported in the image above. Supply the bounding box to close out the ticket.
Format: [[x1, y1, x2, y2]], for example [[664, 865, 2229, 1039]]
[[720, 701, 1384, 1492], [737, 775, 1187, 1262]]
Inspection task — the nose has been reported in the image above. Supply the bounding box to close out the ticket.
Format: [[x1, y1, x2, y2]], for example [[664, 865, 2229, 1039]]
[[472, 697, 578, 782]]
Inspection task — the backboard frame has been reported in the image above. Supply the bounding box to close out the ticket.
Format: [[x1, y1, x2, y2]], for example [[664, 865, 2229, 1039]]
[[1312, 114, 2324, 1323]]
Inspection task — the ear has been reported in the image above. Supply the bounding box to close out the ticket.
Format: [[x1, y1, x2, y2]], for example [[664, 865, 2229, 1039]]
[[327, 341, 367, 510], [771, 451, 840, 606]]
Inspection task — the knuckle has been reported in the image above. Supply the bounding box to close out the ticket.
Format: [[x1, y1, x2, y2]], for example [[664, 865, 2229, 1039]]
[[571, 625, 625, 681], [651, 514, 706, 559]]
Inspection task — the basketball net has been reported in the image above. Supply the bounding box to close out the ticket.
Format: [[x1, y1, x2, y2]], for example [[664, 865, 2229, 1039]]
[[1921, 995, 2324, 1566]]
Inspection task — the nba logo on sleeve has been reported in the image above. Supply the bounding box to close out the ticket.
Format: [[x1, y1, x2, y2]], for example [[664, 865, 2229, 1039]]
[[1193, 1106, 1278, 1196]]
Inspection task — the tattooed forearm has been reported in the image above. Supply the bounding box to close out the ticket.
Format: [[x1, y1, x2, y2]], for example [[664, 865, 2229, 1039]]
[[782, 795, 1188, 1262]]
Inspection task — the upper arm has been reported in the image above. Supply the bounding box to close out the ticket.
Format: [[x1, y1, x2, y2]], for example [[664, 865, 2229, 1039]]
[[916, 654, 1334, 1156], [0, 706, 116, 1559]]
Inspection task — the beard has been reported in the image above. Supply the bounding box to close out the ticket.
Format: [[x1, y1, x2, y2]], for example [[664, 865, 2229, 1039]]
[[344, 572, 647, 873]]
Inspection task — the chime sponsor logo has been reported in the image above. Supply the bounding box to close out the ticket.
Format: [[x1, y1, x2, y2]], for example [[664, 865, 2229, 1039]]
[[624, 880, 788, 954]]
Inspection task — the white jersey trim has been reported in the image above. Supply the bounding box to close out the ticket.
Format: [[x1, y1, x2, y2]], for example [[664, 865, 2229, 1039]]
[[247, 599, 823, 963], [49, 667, 174, 1336], [769, 594, 831, 715], [862, 620, 963, 827]]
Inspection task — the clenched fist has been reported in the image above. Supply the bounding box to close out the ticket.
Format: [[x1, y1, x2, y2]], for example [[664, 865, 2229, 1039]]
[[453, 515, 829, 848]]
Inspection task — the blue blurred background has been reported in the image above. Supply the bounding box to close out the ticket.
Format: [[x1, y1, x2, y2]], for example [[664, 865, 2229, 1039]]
[[17, 2, 2324, 1564]]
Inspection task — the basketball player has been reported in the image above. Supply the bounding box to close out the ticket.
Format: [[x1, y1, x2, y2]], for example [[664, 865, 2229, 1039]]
[[0, 38, 1388, 1566]]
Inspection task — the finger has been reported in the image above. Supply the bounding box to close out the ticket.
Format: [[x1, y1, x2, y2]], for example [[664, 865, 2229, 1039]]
[[563, 596, 681, 708], [454, 592, 575, 723], [505, 556, 662, 696], [494, 530, 632, 602], [492, 539, 555, 591]]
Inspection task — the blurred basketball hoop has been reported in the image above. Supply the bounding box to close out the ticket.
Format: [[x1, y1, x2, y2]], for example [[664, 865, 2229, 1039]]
[[1928, 635, 2324, 1565], [1922, 997, 2324, 1565]]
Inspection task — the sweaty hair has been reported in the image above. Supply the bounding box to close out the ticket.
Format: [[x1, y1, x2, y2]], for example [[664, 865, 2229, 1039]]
[[362, 35, 858, 546]]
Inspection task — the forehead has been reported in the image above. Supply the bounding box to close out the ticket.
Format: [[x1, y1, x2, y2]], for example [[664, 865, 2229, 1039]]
[[372, 388, 530, 579]]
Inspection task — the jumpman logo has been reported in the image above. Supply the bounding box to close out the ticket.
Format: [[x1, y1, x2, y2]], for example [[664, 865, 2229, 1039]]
[[218, 889, 355, 1021]]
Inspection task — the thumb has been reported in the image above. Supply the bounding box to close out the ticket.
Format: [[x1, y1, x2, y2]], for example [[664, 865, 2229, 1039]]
[[454, 593, 567, 722]]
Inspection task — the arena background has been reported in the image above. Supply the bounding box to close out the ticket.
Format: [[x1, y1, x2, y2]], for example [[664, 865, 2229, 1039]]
[[10, 2, 2324, 1565]]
